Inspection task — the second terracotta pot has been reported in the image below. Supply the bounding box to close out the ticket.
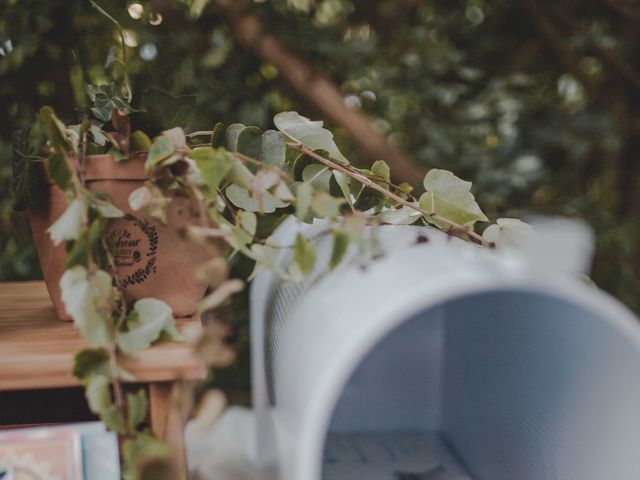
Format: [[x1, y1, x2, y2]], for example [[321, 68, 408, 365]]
[[30, 154, 213, 320]]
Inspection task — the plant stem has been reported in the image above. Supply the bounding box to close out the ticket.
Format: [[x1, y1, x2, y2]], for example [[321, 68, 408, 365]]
[[287, 142, 488, 246]]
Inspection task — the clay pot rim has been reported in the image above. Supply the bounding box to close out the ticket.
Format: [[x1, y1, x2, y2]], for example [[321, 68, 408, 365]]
[[41, 152, 149, 185]]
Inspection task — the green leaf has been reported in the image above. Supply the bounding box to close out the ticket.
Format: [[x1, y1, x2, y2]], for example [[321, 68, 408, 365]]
[[295, 182, 313, 220], [100, 405, 126, 433], [117, 298, 180, 355], [86, 374, 112, 412], [60, 266, 114, 347], [302, 164, 331, 191], [229, 158, 254, 189], [39, 106, 73, 153], [330, 171, 353, 207], [64, 235, 89, 269], [482, 218, 534, 248], [371, 160, 391, 182], [293, 233, 316, 275], [210, 122, 226, 148], [419, 169, 488, 227], [88, 83, 135, 122], [330, 232, 350, 269], [145, 136, 175, 170], [292, 151, 314, 181], [142, 87, 197, 130], [274, 112, 347, 163], [131, 130, 152, 151], [236, 126, 262, 159], [226, 124, 245, 151], [190, 147, 234, 191], [47, 198, 87, 245], [127, 389, 148, 432], [225, 184, 285, 213], [261, 130, 286, 167], [73, 348, 110, 381], [378, 206, 422, 225], [311, 191, 343, 218]]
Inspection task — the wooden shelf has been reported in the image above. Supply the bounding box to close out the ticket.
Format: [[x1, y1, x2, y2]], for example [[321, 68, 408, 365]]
[[0, 281, 206, 391]]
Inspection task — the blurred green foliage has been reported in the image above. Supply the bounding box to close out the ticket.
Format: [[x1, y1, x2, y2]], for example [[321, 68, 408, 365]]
[[0, 0, 638, 312]]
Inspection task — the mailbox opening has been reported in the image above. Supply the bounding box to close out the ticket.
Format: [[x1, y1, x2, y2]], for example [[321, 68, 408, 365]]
[[322, 290, 640, 480]]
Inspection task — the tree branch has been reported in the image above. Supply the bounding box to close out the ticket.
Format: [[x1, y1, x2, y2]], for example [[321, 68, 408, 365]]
[[212, 0, 426, 185]]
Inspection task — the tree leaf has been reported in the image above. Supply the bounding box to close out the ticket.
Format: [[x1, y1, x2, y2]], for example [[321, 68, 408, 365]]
[[236, 126, 262, 159], [273, 111, 347, 163], [419, 169, 488, 227], [293, 233, 316, 275], [145, 136, 175, 170], [117, 298, 180, 356], [261, 130, 286, 167], [127, 389, 148, 432], [47, 198, 87, 245], [482, 218, 534, 248], [329, 231, 350, 269], [225, 184, 285, 213]]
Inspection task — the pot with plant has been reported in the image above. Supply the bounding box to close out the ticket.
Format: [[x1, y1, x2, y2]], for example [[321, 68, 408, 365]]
[[12, 77, 530, 477]]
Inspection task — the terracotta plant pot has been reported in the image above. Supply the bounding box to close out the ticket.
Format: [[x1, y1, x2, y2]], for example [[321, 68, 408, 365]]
[[30, 154, 211, 320]]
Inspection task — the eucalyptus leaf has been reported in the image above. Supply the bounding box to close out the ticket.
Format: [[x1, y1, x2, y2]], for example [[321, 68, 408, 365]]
[[311, 191, 343, 218], [86, 374, 112, 412], [274, 111, 347, 163], [419, 169, 488, 227], [261, 130, 286, 166], [225, 184, 285, 213], [236, 126, 262, 159], [295, 182, 313, 220], [210, 122, 226, 148], [378, 206, 422, 225], [226, 124, 245, 151], [302, 164, 331, 191]]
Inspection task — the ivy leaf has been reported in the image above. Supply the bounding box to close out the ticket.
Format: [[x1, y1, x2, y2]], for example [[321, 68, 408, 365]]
[[273, 111, 347, 163], [60, 266, 113, 347], [47, 198, 87, 245], [330, 231, 350, 269], [47, 153, 72, 190], [311, 191, 343, 218], [293, 233, 316, 275], [86, 374, 112, 412], [378, 206, 422, 225], [419, 169, 488, 227], [483, 218, 534, 248], [88, 83, 135, 123], [39, 106, 73, 153], [145, 136, 175, 170], [261, 130, 286, 167], [72, 348, 110, 381], [127, 389, 148, 432], [190, 147, 234, 191], [117, 298, 181, 356], [295, 182, 313, 220], [210, 122, 226, 148], [225, 184, 285, 213], [236, 126, 262, 159], [141, 87, 197, 130]]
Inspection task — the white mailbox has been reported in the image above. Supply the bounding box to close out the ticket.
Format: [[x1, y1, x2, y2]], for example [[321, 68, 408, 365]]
[[250, 218, 640, 480]]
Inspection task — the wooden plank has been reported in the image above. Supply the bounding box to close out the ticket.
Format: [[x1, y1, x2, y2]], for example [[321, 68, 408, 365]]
[[0, 282, 206, 391]]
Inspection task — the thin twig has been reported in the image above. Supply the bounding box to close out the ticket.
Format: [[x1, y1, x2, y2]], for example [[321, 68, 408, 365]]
[[287, 142, 488, 246]]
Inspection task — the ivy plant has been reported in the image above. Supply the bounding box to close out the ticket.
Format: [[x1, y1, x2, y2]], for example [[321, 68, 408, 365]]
[[16, 88, 532, 477]]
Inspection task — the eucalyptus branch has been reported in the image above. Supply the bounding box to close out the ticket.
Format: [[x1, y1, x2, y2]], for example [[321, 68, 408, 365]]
[[286, 142, 488, 246]]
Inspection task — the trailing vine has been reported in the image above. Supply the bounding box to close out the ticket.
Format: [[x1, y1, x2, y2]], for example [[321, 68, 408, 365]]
[[14, 86, 533, 477]]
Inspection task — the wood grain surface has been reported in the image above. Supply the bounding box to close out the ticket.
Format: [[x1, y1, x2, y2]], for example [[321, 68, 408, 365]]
[[0, 281, 206, 391]]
